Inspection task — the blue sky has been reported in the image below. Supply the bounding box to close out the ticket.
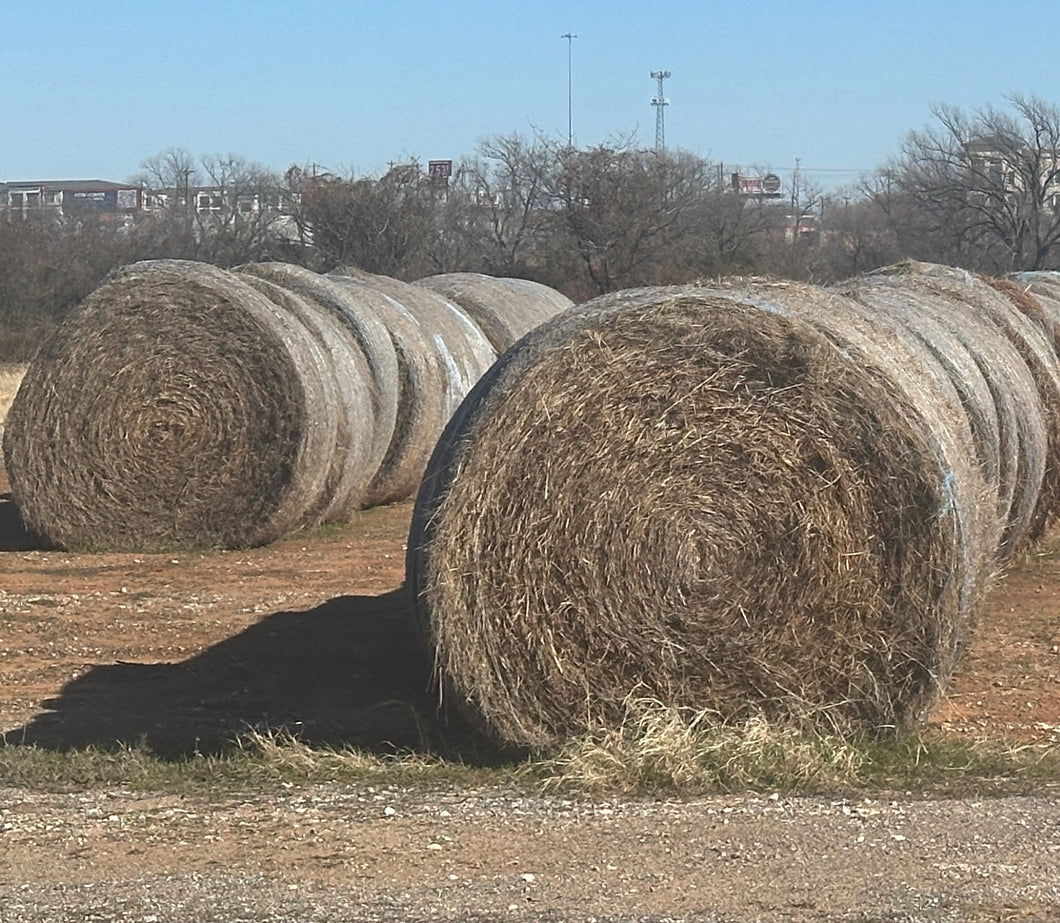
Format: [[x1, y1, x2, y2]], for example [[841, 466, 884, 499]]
[[3, 0, 1056, 192]]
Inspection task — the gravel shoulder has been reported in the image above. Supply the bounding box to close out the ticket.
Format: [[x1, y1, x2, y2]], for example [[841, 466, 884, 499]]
[[3, 785, 1060, 921]]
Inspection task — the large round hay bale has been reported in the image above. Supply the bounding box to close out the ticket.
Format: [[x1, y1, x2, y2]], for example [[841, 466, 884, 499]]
[[847, 262, 1059, 549], [237, 262, 400, 514], [408, 285, 988, 750], [320, 272, 452, 507], [335, 267, 498, 418], [3, 260, 367, 550], [413, 272, 573, 353]]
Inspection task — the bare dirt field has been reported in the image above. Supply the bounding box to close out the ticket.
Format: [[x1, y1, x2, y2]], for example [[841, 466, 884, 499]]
[[2, 460, 1060, 920]]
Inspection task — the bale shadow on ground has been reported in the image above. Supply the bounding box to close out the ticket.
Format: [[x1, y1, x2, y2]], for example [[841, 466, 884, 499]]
[[0, 492, 48, 551], [2, 590, 504, 762]]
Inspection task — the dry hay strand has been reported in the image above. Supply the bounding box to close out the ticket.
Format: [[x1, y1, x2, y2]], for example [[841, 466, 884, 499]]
[[232, 272, 379, 522], [1010, 272, 1060, 339], [318, 272, 452, 507], [413, 272, 573, 353], [2, 260, 349, 550], [237, 262, 400, 513], [334, 266, 498, 418], [408, 285, 984, 750], [854, 262, 1059, 549]]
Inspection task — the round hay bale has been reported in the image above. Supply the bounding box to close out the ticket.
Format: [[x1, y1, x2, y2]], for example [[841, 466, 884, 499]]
[[334, 267, 498, 418], [985, 276, 1057, 350], [232, 272, 380, 522], [855, 262, 1059, 548], [1010, 272, 1060, 347], [413, 272, 573, 353], [408, 285, 987, 750], [237, 262, 401, 515], [320, 272, 453, 507], [2, 260, 352, 550]]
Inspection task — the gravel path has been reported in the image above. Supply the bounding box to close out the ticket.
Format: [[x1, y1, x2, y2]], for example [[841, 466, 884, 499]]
[[2, 784, 1059, 921]]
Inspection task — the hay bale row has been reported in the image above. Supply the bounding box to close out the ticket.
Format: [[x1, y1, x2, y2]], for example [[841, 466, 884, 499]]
[[2, 260, 571, 550], [413, 272, 574, 354], [407, 263, 1060, 750], [836, 264, 1056, 555]]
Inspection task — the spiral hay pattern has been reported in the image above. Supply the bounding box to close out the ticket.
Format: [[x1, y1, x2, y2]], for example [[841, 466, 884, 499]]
[[4, 261, 336, 550], [409, 286, 987, 748]]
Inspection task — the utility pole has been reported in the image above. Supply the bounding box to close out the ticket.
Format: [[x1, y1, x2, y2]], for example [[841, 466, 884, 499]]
[[562, 32, 577, 148], [651, 70, 671, 152]]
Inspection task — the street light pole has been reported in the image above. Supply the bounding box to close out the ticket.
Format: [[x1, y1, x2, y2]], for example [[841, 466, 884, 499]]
[[561, 32, 577, 148]]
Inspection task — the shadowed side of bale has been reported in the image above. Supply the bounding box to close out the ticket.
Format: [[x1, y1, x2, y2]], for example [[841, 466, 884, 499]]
[[835, 273, 1045, 556], [233, 273, 378, 524], [236, 262, 400, 518], [321, 272, 453, 507], [2, 260, 338, 550], [336, 267, 498, 418], [713, 279, 1000, 612], [859, 262, 1060, 548], [413, 272, 573, 353], [408, 286, 981, 750]]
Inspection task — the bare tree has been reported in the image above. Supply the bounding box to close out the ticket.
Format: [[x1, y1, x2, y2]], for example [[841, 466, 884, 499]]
[[133, 148, 200, 206], [131, 150, 291, 266], [448, 134, 556, 277], [194, 154, 291, 265], [886, 94, 1060, 272], [296, 162, 438, 276], [548, 141, 723, 295], [811, 189, 902, 282]]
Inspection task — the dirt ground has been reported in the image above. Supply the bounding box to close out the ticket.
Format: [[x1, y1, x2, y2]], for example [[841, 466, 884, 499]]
[[2, 465, 1060, 921]]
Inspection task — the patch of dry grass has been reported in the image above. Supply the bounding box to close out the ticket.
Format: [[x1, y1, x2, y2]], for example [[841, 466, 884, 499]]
[[0, 715, 1057, 795], [536, 696, 867, 794], [531, 695, 1060, 796]]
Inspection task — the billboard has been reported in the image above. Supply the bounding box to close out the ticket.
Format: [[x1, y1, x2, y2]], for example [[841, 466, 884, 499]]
[[428, 160, 453, 180], [64, 186, 140, 213], [731, 172, 783, 197]]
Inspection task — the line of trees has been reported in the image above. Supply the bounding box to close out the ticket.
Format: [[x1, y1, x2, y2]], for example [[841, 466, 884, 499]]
[[4, 94, 1060, 361]]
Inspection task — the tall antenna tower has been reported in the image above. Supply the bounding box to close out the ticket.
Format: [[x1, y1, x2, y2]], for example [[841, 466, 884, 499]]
[[650, 70, 671, 151]]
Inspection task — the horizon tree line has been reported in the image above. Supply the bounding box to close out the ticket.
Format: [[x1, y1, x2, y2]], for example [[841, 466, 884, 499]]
[[2, 93, 1060, 359]]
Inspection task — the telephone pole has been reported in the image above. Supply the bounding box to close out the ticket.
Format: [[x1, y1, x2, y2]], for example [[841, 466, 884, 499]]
[[562, 32, 577, 148]]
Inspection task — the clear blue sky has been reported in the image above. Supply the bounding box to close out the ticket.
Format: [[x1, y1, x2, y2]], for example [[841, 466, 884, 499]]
[[3, 0, 1056, 192]]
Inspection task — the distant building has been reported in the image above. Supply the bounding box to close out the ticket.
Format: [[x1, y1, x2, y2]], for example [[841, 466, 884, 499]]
[[0, 179, 143, 219]]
